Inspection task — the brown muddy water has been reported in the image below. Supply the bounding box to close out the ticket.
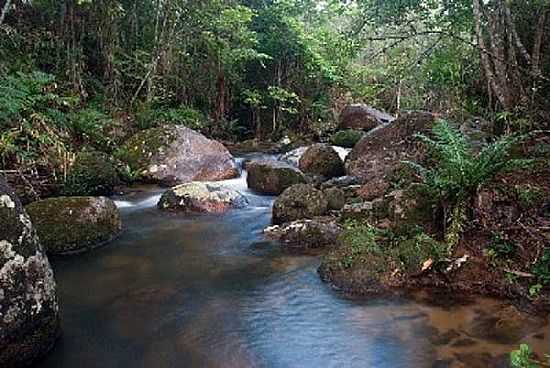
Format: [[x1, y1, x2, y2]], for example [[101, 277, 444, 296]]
[[35, 155, 549, 368]]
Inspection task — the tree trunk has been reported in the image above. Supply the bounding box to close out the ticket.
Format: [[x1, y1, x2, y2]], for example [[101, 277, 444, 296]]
[[532, 9, 548, 77], [0, 0, 12, 26], [214, 71, 226, 123]]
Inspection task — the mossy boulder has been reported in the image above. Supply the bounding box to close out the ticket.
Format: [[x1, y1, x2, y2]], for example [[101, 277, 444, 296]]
[[246, 161, 306, 195], [298, 144, 345, 179], [117, 125, 239, 186], [158, 182, 248, 214], [26, 197, 122, 255], [264, 217, 342, 250], [323, 187, 346, 211], [0, 175, 60, 367], [330, 130, 363, 148], [63, 150, 119, 196], [272, 184, 328, 225]]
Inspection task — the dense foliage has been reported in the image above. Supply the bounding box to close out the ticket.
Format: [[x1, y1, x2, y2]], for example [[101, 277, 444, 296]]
[[0, 0, 548, 187]]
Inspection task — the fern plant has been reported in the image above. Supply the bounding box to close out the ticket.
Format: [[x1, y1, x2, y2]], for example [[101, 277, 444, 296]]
[[405, 120, 529, 250]]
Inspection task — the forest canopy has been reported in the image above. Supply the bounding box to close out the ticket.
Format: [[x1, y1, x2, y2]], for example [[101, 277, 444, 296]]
[[0, 0, 548, 177]]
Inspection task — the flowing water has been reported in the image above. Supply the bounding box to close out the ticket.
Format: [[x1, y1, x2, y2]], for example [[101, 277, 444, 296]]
[[36, 154, 549, 368]]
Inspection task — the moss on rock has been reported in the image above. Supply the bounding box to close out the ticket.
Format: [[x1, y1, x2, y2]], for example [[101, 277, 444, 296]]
[[26, 196, 122, 255], [272, 184, 328, 225], [116, 125, 238, 185], [247, 161, 306, 195], [330, 130, 363, 148]]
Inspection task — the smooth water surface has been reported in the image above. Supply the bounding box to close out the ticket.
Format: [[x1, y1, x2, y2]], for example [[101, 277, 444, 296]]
[[36, 155, 549, 368]]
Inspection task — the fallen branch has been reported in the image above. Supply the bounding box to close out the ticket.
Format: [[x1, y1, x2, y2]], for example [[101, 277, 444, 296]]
[[502, 269, 536, 278]]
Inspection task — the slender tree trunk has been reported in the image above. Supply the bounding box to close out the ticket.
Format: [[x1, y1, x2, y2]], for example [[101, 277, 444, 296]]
[[532, 9, 548, 77], [214, 71, 226, 123], [473, 0, 515, 111], [0, 0, 12, 26]]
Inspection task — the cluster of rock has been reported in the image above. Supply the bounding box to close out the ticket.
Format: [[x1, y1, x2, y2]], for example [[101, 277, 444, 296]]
[[0, 125, 247, 366], [3, 104, 520, 366]]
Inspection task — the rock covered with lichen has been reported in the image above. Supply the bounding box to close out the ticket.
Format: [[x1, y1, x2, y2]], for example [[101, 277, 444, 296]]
[[0, 175, 60, 367], [158, 182, 248, 213], [117, 125, 239, 186], [26, 196, 122, 255]]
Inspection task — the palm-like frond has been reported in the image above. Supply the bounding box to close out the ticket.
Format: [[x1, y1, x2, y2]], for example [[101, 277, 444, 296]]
[[404, 119, 529, 250]]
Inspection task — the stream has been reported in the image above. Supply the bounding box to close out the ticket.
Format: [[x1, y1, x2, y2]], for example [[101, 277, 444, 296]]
[[36, 154, 549, 368]]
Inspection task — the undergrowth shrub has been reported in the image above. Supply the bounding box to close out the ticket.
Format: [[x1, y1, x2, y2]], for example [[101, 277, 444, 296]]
[[135, 105, 206, 130], [510, 344, 550, 368], [405, 120, 529, 250], [63, 150, 119, 196], [533, 249, 550, 286], [68, 107, 118, 152], [0, 71, 77, 174]]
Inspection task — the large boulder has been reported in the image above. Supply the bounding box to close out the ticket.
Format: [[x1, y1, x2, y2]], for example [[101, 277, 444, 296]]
[[26, 197, 122, 255], [299, 144, 345, 179], [264, 218, 342, 250], [63, 150, 119, 196], [0, 176, 59, 367], [158, 182, 248, 213], [272, 184, 328, 225], [338, 104, 395, 131], [280, 146, 350, 168], [346, 111, 437, 192], [246, 161, 306, 195], [117, 125, 239, 186]]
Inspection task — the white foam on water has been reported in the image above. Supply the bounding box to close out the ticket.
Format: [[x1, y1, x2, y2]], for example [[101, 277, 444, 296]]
[[332, 146, 351, 161]]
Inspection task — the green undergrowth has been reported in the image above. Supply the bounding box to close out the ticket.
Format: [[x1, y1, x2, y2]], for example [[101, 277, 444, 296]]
[[333, 220, 446, 276]]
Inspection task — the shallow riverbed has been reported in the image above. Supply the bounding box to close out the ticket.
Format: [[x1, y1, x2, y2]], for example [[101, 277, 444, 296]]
[[36, 155, 549, 368]]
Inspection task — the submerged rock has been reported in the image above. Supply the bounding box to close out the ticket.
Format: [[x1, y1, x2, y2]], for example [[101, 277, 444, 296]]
[[117, 125, 239, 186], [272, 184, 328, 225], [264, 218, 342, 249], [246, 161, 306, 195], [299, 144, 345, 179], [338, 104, 395, 131], [0, 175, 60, 367], [26, 196, 122, 255], [158, 182, 248, 213]]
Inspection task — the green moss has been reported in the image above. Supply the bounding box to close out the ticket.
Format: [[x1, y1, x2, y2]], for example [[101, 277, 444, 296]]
[[25, 197, 121, 255], [115, 126, 178, 172], [63, 150, 119, 196], [330, 130, 363, 148]]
